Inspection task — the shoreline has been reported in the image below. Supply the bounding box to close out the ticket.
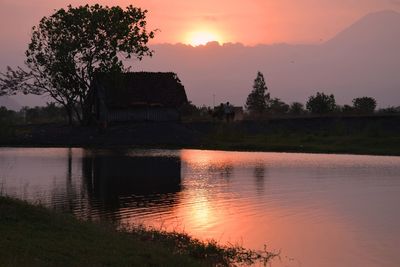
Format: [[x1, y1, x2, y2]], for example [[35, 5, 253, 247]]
[[1, 144, 400, 157], [0, 196, 276, 266]]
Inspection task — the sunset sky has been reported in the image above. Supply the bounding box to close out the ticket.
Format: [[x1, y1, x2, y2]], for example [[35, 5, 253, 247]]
[[1, 0, 399, 47], [1, 0, 400, 107]]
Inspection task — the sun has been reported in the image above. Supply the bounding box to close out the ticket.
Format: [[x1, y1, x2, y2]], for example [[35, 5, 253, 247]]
[[187, 31, 222, 46]]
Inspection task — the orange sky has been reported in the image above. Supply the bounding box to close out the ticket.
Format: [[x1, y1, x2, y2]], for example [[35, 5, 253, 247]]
[[1, 0, 400, 46]]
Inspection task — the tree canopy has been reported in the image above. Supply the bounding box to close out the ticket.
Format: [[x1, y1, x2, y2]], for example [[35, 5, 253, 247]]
[[269, 98, 289, 114], [246, 72, 270, 114], [0, 4, 154, 124], [306, 92, 336, 114], [289, 102, 305, 115], [352, 97, 377, 114]]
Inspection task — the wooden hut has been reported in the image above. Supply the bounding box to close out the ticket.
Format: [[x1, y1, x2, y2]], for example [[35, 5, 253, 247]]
[[90, 72, 188, 124]]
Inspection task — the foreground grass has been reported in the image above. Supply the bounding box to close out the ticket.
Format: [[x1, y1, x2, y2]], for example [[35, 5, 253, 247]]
[[0, 197, 276, 267]]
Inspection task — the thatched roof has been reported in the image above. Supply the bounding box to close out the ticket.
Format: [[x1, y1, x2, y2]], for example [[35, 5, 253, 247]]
[[94, 72, 188, 109]]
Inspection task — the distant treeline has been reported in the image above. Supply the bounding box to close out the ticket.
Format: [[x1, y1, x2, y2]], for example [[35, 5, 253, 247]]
[[183, 72, 400, 121], [0, 103, 67, 125], [181, 94, 400, 122], [1, 95, 400, 126]]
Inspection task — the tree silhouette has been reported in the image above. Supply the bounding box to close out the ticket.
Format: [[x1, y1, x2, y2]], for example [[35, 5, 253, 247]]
[[246, 72, 270, 114], [352, 97, 377, 114], [289, 102, 305, 115], [269, 98, 289, 114], [0, 4, 154, 125], [306, 92, 336, 114]]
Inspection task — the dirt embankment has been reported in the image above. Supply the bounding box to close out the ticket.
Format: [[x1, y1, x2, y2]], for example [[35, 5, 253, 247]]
[[2, 115, 400, 150], [2, 122, 201, 147]]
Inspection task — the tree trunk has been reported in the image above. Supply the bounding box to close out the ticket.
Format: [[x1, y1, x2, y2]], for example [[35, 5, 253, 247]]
[[69, 103, 82, 125], [65, 106, 73, 125]]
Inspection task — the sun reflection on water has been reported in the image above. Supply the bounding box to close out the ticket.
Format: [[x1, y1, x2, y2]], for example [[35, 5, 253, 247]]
[[189, 193, 213, 227]]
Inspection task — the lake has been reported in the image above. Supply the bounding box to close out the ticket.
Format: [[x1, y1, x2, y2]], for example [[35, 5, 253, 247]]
[[1, 148, 400, 267]]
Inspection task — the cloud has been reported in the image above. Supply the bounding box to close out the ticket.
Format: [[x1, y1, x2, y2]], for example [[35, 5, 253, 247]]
[[202, 15, 219, 22]]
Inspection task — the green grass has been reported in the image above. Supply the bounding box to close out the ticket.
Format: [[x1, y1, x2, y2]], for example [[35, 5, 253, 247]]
[[203, 125, 400, 156], [0, 197, 276, 267], [0, 121, 15, 140]]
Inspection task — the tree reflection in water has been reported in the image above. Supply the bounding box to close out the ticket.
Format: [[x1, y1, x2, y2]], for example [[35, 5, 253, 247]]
[[253, 163, 267, 194]]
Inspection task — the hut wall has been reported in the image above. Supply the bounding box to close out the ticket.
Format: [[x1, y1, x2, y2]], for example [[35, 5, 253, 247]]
[[107, 107, 180, 122]]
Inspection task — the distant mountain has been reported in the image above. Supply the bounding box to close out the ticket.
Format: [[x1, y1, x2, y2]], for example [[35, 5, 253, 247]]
[[325, 10, 400, 48], [0, 96, 20, 110], [135, 10, 400, 107], [317, 10, 400, 104]]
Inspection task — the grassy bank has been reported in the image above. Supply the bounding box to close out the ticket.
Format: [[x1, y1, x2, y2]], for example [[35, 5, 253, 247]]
[[0, 196, 275, 267], [203, 130, 400, 156], [193, 116, 400, 156]]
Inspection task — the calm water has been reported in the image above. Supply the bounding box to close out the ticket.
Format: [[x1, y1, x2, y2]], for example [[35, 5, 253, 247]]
[[1, 148, 400, 267]]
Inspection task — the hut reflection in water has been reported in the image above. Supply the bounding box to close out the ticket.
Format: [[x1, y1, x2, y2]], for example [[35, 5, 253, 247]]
[[80, 150, 182, 220]]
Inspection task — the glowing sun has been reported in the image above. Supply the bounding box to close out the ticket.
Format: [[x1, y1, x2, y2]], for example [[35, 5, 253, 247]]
[[187, 31, 222, 46]]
